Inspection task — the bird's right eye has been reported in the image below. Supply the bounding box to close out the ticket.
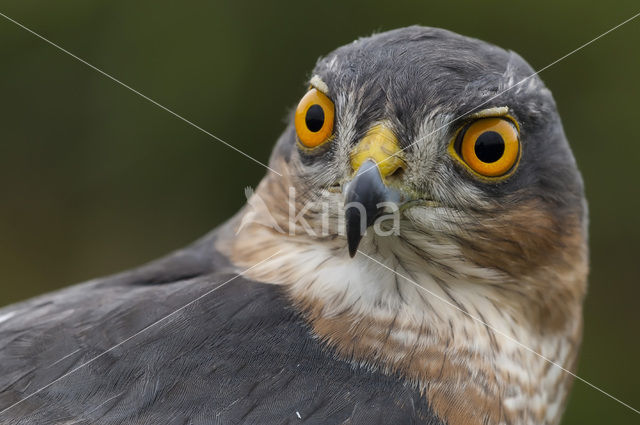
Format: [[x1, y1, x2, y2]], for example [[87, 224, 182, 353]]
[[294, 88, 335, 148]]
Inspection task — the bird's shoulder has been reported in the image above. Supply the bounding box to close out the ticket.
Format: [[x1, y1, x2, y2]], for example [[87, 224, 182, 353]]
[[0, 232, 443, 425]]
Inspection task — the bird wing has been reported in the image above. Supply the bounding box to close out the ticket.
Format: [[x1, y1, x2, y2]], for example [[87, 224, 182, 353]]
[[0, 230, 443, 425]]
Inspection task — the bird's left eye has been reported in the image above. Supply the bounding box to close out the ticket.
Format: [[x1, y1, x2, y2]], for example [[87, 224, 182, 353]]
[[294, 88, 335, 148], [452, 117, 520, 178]]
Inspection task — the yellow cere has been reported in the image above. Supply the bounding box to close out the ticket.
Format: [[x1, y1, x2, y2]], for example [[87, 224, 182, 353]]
[[350, 125, 405, 180]]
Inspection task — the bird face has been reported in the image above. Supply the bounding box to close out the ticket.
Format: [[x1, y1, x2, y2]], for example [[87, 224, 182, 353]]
[[269, 26, 585, 281]]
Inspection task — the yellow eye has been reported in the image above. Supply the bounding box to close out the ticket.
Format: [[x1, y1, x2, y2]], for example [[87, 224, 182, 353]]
[[294, 88, 335, 148], [455, 117, 520, 178]]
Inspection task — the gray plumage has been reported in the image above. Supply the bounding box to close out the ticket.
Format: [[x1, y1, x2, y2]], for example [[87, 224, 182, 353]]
[[0, 231, 444, 424]]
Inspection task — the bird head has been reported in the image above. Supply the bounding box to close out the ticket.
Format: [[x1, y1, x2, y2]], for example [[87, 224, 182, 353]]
[[257, 26, 586, 278]]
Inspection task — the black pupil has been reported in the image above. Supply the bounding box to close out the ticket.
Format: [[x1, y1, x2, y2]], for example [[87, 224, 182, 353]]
[[474, 131, 505, 163], [305, 104, 325, 132]]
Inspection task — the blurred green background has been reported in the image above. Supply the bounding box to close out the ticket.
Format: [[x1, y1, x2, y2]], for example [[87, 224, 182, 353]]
[[1, 1, 638, 423]]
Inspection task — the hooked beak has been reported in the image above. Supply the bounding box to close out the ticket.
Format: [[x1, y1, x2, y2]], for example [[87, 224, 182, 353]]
[[344, 125, 405, 257]]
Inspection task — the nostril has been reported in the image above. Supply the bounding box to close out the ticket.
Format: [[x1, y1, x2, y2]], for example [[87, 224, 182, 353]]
[[385, 163, 404, 180], [376, 152, 406, 181]]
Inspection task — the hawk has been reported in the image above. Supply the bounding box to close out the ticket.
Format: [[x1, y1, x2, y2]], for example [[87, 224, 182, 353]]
[[0, 26, 587, 425]]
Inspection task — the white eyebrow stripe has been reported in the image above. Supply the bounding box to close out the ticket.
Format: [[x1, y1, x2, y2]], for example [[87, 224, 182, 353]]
[[310, 75, 329, 93], [469, 106, 509, 118]]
